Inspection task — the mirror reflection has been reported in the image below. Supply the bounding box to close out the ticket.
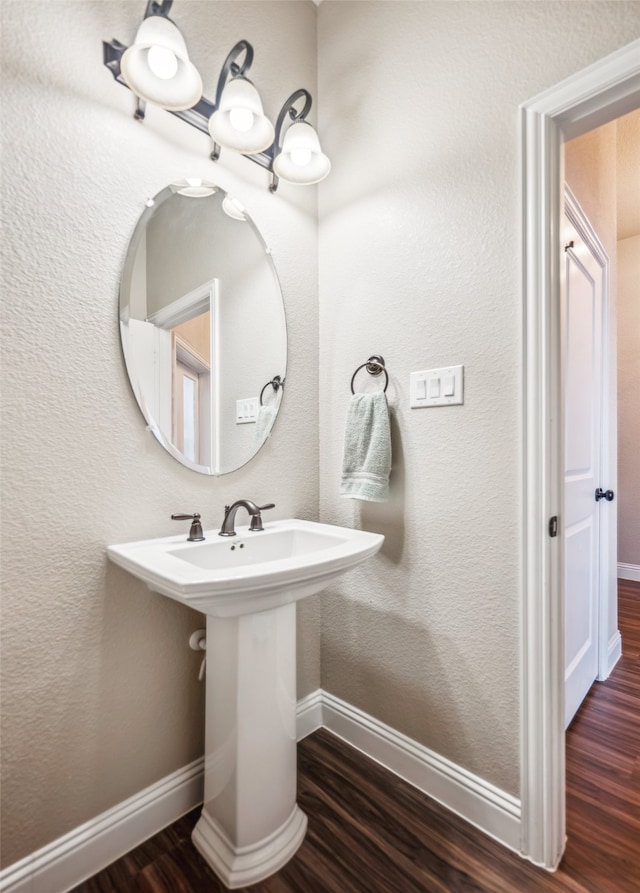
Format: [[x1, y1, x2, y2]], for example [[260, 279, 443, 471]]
[[119, 181, 286, 475]]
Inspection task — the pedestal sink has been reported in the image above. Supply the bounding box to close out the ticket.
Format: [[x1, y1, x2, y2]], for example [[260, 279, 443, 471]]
[[108, 519, 383, 888]]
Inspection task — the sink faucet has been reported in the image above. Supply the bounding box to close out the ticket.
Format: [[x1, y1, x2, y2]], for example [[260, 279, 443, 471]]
[[219, 500, 275, 537]]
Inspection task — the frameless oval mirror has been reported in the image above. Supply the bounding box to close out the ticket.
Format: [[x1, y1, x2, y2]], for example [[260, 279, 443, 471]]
[[119, 180, 286, 475]]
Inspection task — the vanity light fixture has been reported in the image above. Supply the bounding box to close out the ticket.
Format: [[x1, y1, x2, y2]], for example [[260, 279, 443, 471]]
[[207, 41, 275, 155], [103, 0, 330, 192], [119, 9, 202, 111], [273, 119, 331, 185]]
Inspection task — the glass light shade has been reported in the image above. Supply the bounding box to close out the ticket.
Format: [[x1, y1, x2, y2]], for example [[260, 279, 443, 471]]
[[222, 195, 247, 220], [120, 16, 202, 111], [208, 77, 275, 154], [174, 178, 217, 198], [273, 121, 331, 185]]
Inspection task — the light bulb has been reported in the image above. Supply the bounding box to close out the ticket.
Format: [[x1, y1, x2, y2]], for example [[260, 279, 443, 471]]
[[147, 45, 178, 80], [229, 108, 255, 133], [290, 147, 312, 167]]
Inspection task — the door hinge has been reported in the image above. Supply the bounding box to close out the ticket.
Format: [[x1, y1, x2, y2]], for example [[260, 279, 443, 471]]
[[548, 516, 558, 537]]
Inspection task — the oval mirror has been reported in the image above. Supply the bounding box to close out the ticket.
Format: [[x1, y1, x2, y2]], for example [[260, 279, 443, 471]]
[[119, 181, 286, 475]]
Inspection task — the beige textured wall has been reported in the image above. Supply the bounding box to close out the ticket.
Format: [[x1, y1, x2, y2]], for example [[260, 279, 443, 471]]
[[565, 122, 618, 262], [616, 110, 640, 567], [0, 0, 319, 868], [317, 0, 640, 795], [618, 236, 640, 566], [616, 110, 640, 240]]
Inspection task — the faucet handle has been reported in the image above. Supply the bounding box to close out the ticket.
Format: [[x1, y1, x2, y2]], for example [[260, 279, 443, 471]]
[[249, 503, 275, 532], [171, 513, 205, 542]]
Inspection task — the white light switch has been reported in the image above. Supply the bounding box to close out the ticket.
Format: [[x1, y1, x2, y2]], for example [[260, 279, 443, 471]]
[[410, 366, 464, 408], [443, 375, 455, 397], [236, 397, 258, 424]]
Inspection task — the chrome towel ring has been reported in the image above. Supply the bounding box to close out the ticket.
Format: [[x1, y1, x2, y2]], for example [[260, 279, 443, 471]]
[[350, 355, 389, 394]]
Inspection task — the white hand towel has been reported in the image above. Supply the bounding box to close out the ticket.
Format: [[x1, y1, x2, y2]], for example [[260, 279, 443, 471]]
[[254, 405, 277, 444], [340, 392, 391, 502]]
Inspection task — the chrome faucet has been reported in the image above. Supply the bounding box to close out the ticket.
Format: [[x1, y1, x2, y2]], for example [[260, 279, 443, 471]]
[[219, 500, 275, 537]]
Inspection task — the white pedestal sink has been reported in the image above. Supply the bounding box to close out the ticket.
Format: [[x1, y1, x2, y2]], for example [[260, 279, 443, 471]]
[[108, 519, 383, 889]]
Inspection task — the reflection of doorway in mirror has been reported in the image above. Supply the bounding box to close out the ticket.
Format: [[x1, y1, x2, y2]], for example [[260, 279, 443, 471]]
[[145, 278, 219, 471], [172, 329, 211, 466]]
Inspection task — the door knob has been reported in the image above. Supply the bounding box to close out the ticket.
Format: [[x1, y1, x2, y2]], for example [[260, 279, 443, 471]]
[[595, 488, 615, 502]]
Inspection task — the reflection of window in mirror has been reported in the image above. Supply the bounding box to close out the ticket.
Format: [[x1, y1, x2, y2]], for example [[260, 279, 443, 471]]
[[172, 316, 211, 464]]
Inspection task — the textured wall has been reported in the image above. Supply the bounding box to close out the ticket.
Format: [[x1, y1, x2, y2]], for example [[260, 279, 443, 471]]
[[616, 110, 640, 567], [565, 122, 618, 262], [317, 0, 640, 795], [616, 110, 640, 240], [617, 235, 640, 566], [0, 0, 319, 868]]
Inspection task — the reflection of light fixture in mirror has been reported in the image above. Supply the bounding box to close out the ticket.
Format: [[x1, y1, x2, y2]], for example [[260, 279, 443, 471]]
[[119, 3, 202, 111], [103, 1, 330, 192], [174, 177, 218, 198], [222, 195, 247, 221]]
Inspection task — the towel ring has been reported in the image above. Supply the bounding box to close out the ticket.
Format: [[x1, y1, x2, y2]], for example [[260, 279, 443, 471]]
[[350, 355, 389, 394], [260, 375, 284, 406]]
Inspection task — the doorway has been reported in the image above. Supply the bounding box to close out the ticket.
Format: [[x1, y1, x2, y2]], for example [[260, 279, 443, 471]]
[[562, 110, 640, 728], [561, 185, 611, 729], [519, 39, 640, 870]]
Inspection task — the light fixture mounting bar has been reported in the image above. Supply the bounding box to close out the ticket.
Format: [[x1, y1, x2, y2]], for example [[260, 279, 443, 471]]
[[103, 38, 314, 192], [144, 0, 174, 17]]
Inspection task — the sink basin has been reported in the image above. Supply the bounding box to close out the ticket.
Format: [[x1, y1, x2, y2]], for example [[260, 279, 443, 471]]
[[108, 518, 383, 889], [108, 518, 383, 617]]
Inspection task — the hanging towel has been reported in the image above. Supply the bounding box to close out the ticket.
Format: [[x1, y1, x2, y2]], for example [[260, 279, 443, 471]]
[[340, 391, 392, 502], [254, 405, 277, 444]]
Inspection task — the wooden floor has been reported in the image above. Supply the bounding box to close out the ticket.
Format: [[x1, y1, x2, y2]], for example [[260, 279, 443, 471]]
[[73, 580, 640, 893]]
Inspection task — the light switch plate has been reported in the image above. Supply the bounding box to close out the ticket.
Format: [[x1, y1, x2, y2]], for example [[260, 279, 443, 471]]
[[410, 365, 464, 408], [236, 397, 258, 424]]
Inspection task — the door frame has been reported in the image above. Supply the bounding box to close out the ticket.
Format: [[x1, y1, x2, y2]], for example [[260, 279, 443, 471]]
[[519, 39, 640, 870]]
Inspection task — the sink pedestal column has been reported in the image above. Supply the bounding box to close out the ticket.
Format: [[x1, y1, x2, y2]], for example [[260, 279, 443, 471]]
[[192, 602, 307, 888]]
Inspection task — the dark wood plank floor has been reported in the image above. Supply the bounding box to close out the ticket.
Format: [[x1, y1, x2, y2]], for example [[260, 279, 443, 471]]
[[73, 580, 640, 893]]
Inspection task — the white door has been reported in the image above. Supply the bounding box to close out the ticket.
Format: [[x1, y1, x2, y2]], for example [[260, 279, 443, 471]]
[[562, 189, 608, 729]]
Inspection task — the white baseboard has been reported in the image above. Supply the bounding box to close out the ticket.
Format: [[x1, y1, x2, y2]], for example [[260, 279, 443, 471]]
[[618, 563, 640, 582], [1, 689, 521, 892], [598, 629, 623, 681], [608, 630, 622, 676], [0, 758, 204, 893], [296, 689, 324, 741], [320, 690, 522, 854]]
